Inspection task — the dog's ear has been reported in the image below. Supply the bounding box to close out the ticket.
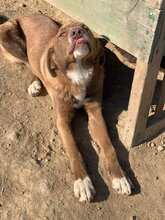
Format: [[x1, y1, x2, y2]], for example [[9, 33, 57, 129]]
[[96, 41, 105, 66], [41, 46, 58, 77], [98, 46, 105, 66], [53, 45, 69, 72], [0, 19, 28, 63]]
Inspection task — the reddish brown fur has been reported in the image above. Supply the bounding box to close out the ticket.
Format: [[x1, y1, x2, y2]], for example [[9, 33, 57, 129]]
[[0, 14, 132, 202]]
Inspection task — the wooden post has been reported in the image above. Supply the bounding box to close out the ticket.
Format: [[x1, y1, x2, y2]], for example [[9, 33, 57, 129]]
[[123, 6, 165, 147], [155, 72, 165, 117]]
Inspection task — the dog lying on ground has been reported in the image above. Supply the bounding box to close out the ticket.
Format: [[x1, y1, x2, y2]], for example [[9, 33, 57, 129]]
[[0, 14, 132, 202]]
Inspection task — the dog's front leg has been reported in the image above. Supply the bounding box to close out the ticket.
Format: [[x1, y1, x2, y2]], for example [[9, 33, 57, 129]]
[[84, 101, 132, 195], [55, 103, 96, 202]]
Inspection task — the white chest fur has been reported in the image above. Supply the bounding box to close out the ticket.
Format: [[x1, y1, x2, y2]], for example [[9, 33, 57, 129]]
[[66, 61, 93, 86], [66, 60, 93, 108]]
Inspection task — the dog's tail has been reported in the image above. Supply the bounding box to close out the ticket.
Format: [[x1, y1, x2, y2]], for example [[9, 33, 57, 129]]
[[0, 15, 8, 25]]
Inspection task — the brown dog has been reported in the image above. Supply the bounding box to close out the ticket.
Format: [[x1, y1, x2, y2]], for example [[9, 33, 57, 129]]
[[0, 14, 132, 202]]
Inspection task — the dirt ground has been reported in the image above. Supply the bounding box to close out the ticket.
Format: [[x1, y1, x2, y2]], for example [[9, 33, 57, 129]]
[[0, 0, 165, 219]]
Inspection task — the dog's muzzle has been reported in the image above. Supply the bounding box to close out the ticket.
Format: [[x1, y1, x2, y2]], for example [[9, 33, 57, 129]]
[[69, 27, 89, 46], [68, 27, 90, 59]]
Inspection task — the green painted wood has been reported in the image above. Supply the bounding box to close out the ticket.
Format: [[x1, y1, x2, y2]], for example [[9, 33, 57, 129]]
[[45, 0, 164, 63], [143, 0, 165, 9]]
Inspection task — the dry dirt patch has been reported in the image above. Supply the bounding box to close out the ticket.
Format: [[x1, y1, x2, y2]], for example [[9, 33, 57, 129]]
[[0, 0, 165, 219]]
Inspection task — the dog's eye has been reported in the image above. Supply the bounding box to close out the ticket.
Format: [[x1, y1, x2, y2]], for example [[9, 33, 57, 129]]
[[83, 25, 89, 31], [59, 32, 66, 37]]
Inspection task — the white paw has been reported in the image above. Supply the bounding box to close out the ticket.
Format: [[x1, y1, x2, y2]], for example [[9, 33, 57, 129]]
[[28, 80, 42, 97], [74, 176, 96, 202], [112, 177, 132, 195]]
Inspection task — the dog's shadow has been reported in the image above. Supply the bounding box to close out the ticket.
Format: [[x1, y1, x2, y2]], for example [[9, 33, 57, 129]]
[[72, 46, 141, 202], [0, 15, 8, 24]]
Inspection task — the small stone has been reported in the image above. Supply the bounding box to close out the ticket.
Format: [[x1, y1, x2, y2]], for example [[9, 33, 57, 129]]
[[39, 181, 50, 193], [151, 105, 156, 112], [161, 140, 165, 145], [7, 131, 20, 141], [135, 164, 140, 168], [20, 3, 26, 7], [155, 176, 159, 180], [150, 142, 155, 147], [157, 145, 164, 152], [51, 138, 55, 143], [129, 216, 137, 220], [49, 107, 53, 110], [97, 206, 102, 210]]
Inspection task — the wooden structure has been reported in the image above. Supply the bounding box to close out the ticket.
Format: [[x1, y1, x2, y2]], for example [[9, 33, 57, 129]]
[[45, 0, 165, 147]]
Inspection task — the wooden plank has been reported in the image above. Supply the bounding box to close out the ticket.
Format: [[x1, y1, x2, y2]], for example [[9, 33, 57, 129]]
[[132, 113, 165, 145], [124, 60, 165, 147], [106, 42, 136, 69], [155, 72, 165, 117], [143, 0, 165, 9], [123, 60, 160, 146], [124, 13, 165, 147], [145, 113, 165, 138], [45, 0, 162, 63]]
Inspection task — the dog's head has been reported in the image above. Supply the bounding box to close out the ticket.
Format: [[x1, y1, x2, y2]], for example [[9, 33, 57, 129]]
[[45, 22, 103, 75], [55, 22, 98, 60]]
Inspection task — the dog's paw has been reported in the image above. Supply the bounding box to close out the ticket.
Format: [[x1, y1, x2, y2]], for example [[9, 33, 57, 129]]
[[112, 176, 132, 195], [28, 80, 42, 97], [74, 176, 96, 202]]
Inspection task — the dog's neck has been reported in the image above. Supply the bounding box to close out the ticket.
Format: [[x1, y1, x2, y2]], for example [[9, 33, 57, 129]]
[[66, 57, 94, 108], [66, 58, 94, 86]]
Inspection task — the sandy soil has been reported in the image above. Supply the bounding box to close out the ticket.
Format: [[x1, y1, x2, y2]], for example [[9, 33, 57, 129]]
[[0, 0, 165, 219]]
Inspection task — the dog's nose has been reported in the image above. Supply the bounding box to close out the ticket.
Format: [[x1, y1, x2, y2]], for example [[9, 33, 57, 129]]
[[70, 27, 84, 38]]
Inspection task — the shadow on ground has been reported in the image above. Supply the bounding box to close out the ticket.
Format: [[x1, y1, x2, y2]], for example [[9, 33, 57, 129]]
[[72, 46, 141, 202]]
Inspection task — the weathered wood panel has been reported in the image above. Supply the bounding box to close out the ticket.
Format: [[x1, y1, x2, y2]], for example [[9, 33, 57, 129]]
[[132, 113, 165, 145], [144, 0, 165, 9], [123, 59, 160, 146], [124, 9, 165, 147], [145, 114, 165, 139], [46, 0, 164, 63]]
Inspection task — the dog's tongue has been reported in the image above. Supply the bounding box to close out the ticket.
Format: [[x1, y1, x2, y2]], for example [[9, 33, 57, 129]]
[[76, 38, 87, 45]]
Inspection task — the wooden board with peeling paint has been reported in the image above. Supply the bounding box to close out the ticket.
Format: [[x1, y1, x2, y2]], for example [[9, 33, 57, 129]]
[[45, 0, 164, 63]]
